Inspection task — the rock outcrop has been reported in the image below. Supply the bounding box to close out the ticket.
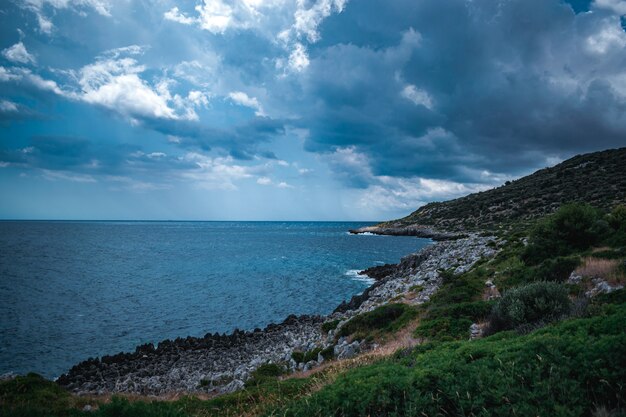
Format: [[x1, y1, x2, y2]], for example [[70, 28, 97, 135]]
[[57, 315, 324, 396]]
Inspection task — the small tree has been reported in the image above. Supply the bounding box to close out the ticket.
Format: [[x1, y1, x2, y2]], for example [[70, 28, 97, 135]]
[[523, 203, 603, 264]]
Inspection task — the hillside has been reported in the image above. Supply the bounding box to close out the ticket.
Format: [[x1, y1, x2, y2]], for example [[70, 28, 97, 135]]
[[380, 147, 626, 232]]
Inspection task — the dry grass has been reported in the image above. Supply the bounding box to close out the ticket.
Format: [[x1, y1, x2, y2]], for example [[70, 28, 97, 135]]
[[283, 317, 422, 393], [575, 257, 626, 284]]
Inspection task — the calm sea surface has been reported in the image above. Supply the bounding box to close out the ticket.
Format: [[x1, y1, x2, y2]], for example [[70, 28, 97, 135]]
[[0, 221, 429, 378]]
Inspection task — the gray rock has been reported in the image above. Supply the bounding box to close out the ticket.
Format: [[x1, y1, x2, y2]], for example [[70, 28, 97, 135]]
[[567, 272, 583, 284]]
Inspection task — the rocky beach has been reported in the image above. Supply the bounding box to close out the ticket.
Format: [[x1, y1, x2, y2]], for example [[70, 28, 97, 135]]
[[57, 233, 499, 396]]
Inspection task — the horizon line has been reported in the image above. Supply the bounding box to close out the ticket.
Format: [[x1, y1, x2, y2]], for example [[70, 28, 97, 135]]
[[0, 219, 383, 223]]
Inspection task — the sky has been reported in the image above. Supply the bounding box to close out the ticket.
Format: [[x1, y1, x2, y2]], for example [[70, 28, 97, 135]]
[[0, 0, 625, 220]]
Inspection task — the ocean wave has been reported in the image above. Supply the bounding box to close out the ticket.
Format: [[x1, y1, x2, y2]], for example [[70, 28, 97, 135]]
[[345, 269, 375, 285], [345, 231, 379, 236]]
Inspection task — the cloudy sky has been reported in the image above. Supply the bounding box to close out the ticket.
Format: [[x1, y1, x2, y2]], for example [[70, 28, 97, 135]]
[[0, 0, 625, 220]]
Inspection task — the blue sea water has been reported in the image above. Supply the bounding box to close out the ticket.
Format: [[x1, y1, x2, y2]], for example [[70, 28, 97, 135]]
[[0, 221, 430, 378]]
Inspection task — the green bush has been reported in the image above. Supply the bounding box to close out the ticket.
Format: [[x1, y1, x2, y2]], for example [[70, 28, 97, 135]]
[[523, 203, 604, 264], [427, 300, 495, 320], [606, 205, 626, 247], [337, 303, 417, 340], [487, 282, 571, 333], [291, 347, 330, 364], [320, 319, 340, 333], [608, 205, 626, 231], [244, 363, 285, 387], [319, 346, 334, 361], [0, 373, 79, 417], [414, 317, 474, 340], [415, 301, 494, 341], [534, 256, 580, 282]]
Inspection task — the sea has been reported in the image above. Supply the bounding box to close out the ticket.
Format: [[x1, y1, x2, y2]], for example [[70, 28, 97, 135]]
[[0, 221, 430, 379]]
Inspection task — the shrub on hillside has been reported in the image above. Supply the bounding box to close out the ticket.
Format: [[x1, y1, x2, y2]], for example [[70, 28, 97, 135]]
[[523, 203, 605, 264], [414, 300, 495, 341], [534, 256, 581, 282], [607, 205, 626, 246], [337, 303, 417, 340], [244, 363, 285, 387], [608, 205, 626, 231], [487, 282, 571, 333]]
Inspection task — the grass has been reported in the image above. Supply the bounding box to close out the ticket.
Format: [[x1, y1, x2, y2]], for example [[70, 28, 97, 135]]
[[575, 257, 626, 285], [270, 299, 626, 417]]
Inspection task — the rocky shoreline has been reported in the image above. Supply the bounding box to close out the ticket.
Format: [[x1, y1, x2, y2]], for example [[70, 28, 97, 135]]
[[348, 224, 464, 241], [57, 234, 499, 396]]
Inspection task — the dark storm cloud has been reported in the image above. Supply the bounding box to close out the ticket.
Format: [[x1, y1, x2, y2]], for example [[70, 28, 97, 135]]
[[0, 135, 198, 176], [145, 116, 287, 159], [296, 0, 626, 183]]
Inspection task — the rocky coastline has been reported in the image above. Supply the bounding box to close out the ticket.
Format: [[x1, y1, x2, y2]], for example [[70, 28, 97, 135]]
[[57, 234, 499, 397], [348, 224, 464, 241]]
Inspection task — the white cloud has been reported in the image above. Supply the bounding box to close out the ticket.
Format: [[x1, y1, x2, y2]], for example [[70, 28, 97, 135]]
[[288, 42, 310, 72], [173, 59, 221, 88], [356, 177, 490, 213], [164, 0, 346, 75], [196, 0, 238, 33], [164, 7, 197, 25], [42, 169, 97, 183], [228, 91, 265, 116], [181, 153, 254, 190], [165, 0, 251, 34], [327, 146, 374, 185], [78, 57, 179, 120], [22, 0, 112, 34], [401, 84, 434, 109], [256, 176, 293, 188], [292, 0, 347, 43], [101, 45, 147, 59], [593, 0, 626, 14], [0, 49, 210, 123], [0, 100, 19, 113], [2, 42, 36, 65], [0, 67, 20, 82], [585, 20, 626, 54], [18, 68, 66, 95]]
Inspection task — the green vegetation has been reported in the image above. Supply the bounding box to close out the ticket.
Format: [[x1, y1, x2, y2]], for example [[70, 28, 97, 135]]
[[0, 372, 318, 417], [415, 300, 495, 341], [244, 363, 286, 387], [487, 281, 571, 333], [320, 319, 340, 333], [291, 346, 334, 364], [532, 256, 581, 282], [522, 203, 606, 264], [407, 284, 424, 292], [272, 299, 626, 417], [0, 373, 89, 417], [337, 303, 418, 341], [607, 204, 626, 246]]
